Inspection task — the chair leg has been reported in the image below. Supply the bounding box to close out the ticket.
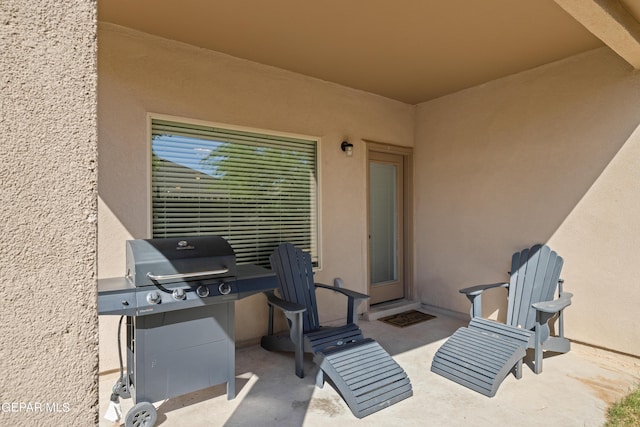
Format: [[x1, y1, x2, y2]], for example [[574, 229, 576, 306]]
[[514, 359, 523, 379], [315, 368, 324, 388], [267, 304, 274, 336], [295, 344, 304, 378], [464, 294, 483, 319], [289, 312, 304, 378], [534, 322, 543, 374]]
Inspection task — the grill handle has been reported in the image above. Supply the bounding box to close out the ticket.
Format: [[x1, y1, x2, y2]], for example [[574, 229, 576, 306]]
[[146, 268, 229, 281]]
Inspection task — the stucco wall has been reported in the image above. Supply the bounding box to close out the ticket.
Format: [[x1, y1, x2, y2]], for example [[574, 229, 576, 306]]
[[97, 23, 414, 371], [415, 47, 640, 356], [0, 1, 98, 425]]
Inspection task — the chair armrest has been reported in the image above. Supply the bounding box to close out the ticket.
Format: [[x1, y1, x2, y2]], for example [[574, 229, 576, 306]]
[[315, 283, 369, 325], [264, 290, 306, 314], [459, 282, 509, 319], [315, 283, 370, 301], [532, 292, 573, 314], [459, 282, 508, 296]]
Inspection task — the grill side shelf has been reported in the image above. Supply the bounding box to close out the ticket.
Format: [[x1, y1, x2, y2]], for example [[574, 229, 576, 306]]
[[97, 277, 137, 316]]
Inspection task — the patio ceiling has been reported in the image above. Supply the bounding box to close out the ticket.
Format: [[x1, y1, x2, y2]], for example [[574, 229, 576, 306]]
[[99, 0, 640, 104]]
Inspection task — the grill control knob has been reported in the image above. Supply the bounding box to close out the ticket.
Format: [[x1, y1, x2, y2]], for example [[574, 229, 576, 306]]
[[218, 282, 232, 295], [146, 291, 161, 305], [172, 288, 186, 301], [196, 285, 210, 298]]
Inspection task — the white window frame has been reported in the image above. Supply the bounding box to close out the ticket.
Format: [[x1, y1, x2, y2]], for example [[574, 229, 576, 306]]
[[146, 113, 322, 268]]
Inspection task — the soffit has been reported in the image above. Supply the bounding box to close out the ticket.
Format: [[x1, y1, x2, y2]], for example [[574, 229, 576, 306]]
[[99, 0, 604, 104]]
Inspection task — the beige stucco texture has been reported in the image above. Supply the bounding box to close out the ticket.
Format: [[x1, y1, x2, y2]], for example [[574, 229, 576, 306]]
[[0, 1, 98, 425], [97, 23, 640, 374], [98, 22, 640, 373], [97, 23, 414, 371], [415, 47, 640, 357], [4, 2, 640, 423]]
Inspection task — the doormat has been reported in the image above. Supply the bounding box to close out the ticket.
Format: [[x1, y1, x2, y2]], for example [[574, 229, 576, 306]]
[[379, 310, 436, 328]]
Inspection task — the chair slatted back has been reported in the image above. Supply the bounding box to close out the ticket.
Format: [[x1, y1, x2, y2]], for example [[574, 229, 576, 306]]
[[270, 243, 321, 332], [506, 244, 563, 330]]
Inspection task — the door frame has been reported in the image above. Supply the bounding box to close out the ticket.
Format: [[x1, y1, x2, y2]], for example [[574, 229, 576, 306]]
[[366, 140, 414, 305]]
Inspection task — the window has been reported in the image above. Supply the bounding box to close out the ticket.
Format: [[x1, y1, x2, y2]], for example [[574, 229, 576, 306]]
[[151, 118, 319, 267]]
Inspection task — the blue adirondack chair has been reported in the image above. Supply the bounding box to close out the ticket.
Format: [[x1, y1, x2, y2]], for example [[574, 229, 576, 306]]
[[431, 244, 572, 397], [261, 243, 413, 418]]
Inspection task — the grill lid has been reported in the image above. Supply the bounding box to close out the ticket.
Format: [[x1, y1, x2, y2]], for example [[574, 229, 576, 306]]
[[126, 236, 236, 287]]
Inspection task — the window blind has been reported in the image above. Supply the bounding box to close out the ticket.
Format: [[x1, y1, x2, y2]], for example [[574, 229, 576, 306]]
[[151, 119, 318, 267]]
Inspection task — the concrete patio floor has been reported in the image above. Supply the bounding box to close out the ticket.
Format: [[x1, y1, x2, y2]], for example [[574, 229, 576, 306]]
[[99, 309, 640, 427]]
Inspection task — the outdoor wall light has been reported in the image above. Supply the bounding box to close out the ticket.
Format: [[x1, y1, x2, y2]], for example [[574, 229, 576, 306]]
[[341, 141, 354, 157]]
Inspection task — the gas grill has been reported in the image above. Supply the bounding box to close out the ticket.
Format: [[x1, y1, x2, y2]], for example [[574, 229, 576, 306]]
[[98, 236, 277, 427]]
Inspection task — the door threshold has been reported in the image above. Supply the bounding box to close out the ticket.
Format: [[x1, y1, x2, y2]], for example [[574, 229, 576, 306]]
[[364, 299, 422, 321]]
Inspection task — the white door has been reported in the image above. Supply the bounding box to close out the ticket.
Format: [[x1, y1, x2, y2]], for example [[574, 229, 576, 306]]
[[369, 151, 404, 304]]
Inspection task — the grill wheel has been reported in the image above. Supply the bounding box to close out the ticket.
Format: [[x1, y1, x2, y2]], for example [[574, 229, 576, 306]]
[[125, 402, 157, 427]]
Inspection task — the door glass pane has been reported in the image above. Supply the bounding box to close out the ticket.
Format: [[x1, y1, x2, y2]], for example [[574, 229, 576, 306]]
[[370, 162, 398, 284]]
